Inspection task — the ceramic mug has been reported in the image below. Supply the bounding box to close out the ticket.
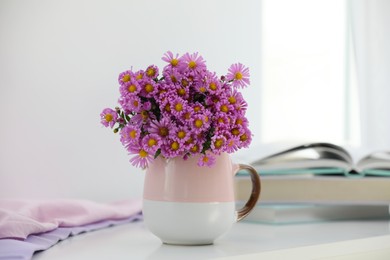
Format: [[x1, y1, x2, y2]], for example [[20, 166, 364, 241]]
[[143, 152, 261, 245]]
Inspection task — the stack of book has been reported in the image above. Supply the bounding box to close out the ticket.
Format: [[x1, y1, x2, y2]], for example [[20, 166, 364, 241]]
[[236, 142, 390, 224]]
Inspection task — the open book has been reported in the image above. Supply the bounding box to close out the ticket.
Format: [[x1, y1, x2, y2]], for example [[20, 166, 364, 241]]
[[249, 143, 390, 176]]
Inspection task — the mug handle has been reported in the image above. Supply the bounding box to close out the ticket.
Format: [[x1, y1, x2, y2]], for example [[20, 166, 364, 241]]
[[236, 164, 261, 222]]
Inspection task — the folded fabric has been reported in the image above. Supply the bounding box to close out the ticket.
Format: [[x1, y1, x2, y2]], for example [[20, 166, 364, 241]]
[[0, 214, 143, 260], [0, 199, 142, 239]]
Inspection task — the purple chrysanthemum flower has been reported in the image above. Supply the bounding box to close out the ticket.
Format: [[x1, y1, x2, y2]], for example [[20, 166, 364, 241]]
[[197, 152, 216, 167], [119, 79, 141, 97], [234, 114, 249, 128], [188, 141, 203, 155], [238, 127, 252, 148], [140, 80, 158, 98], [148, 117, 171, 139], [156, 82, 176, 99], [100, 108, 118, 128], [192, 113, 211, 134], [118, 70, 133, 85], [127, 143, 153, 169], [170, 96, 188, 118], [119, 95, 142, 113], [161, 138, 184, 158], [178, 106, 194, 125], [163, 67, 182, 85], [170, 126, 191, 143], [133, 70, 145, 82], [145, 65, 159, 79], [213, 112, 231, 128], [162, 51, 181, 68], [131, 109, 155, 126], [175, 84, 190, 99], [158, 96, 173, 117], [215, 100, 234, 114], [211, 135, 227, 155], [205, 93, 224, 108], [230, 125, 245, 139], [205, 72, 222, 94], [142, 134, 162, 154], [180, 52, 207, 72], [227, 88, 248, 112], [224, 133, 240, 153], [191, 102, 205, 114], [226, 63, 250, 88], [120, 125, 140, 145]]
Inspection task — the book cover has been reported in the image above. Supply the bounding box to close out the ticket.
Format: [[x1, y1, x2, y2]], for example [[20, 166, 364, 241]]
[[235, 175, 390, 204], [236, 202, 390, 224]]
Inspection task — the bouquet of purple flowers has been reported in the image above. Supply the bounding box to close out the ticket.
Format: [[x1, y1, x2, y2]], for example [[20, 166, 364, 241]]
[[100, 52, 252, 168]]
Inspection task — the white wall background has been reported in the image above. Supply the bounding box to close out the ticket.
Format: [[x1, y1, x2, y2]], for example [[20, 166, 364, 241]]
[[0, 0, 262, 201], [350, 0, 390, 152]]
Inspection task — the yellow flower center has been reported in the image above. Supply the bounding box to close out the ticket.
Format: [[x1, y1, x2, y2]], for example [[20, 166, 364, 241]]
[[171, 141, 180, 151], [145, 84, 154, 93], [128, 84, 137, 93], [195, 119, 203, 128], [181, 79, 189, 87], [203, 156, 209, 163], [194, 106, 201, 112], [164, 104, 171, 112], [214, 139, 223, 148], [235, 72, 243, 80], [133, 100, 139, 107], [129, 130, 137, 139], [190, 145, 199, 153], [171, 59, 179, 66], [232, 128, 240, 136], [188, 61, 197, 69], [228, 96, 236, 104], [177, 88, 186, 96], [185, 137, 193, 145], [146, 68, 156, 77], [105, 114, 113, 122], [177, 131, 186, 139], [170, 75, 177, 83], [240, 134, 248, 142], [122, 74, 131, 82], [236, 118, 243, 125], [159, 127, 168, 137], [139, 149, 148, 158], [148, 138, 157, 147], [136, 73, 143, 80], [184, 112, 191, 120], [175, 103, 183, 112], [220, 105, 229, 113], [199, 86, 206, 93], [209, 82, 217, 90]]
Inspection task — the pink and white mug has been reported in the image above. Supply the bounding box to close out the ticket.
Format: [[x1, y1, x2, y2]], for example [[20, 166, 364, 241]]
[[143, 152, 261, 245]]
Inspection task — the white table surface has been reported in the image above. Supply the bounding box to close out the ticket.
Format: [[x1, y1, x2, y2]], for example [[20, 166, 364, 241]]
[[33, 219, 390, 260]]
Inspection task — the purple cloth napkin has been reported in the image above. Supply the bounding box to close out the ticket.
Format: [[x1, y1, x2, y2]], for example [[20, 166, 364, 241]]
[[0, 214, 143, 260], [0, 199, 143, 260], [0, 199, 142, 239]]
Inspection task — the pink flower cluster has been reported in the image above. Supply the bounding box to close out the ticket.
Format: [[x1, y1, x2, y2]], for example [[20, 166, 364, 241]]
[[100, 51, 252, 168]]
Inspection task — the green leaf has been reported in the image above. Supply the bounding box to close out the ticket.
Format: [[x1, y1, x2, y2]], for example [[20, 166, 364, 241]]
[[154, 149, 161, 159]]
